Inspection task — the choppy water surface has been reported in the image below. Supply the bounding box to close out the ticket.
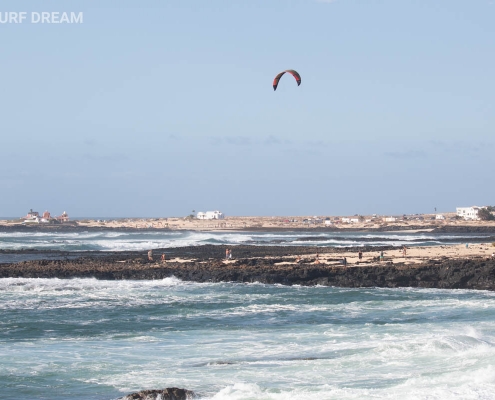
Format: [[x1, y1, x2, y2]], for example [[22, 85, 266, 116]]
[[0, 229, 490, 253], [1, 278, 495, 400]]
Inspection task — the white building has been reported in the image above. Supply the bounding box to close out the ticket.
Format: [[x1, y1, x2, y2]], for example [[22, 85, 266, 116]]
[[21, 209, 39, 223], [435, 214, 445, 220], [342, 217, 359, 224], [383, 217, 397, 222], [456, 206, 485, 220], [197, 210, 225, 220]]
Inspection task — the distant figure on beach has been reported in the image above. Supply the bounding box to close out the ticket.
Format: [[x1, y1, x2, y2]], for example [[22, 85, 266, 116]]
[[343, 257, 347, 267], [229, 249, 232, 259], [161, 254, 166, 263], [358, 251, 363, 261], [226, 249, 229, 260], [380, 251, 384, 262], [466, 244, 469, 249], [403, 246, 407, 257], [148, 250, 153, 261]]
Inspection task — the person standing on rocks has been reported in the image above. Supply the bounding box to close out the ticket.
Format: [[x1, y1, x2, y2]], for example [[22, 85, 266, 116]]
[[228, 249, 232, 260], [403, 246, 407, 257], [161, 254, 166, 263], [358, 251, 363, 261], [148, 249, 153, 261], [380, 251, 384, 262], [225, 248, 229, 260]]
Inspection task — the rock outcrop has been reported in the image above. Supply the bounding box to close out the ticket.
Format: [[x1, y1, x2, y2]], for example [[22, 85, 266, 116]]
[[2, 253, 495, 291], [118, 387, 195, 400]]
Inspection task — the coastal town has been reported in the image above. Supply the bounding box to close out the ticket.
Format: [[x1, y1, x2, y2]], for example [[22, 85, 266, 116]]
[[0, 205, 493, 231]]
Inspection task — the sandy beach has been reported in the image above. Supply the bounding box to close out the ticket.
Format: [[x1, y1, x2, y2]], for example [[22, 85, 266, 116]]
[[273, 243, 495, 267], [150, 242, 495, 267]]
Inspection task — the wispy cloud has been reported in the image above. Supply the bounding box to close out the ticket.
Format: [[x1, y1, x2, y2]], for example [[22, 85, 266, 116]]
[[226, 136, 251, 146], [264, 135, 292, 145], [207, 136, 252, 146], [305, 140, 329, 148], [384, 150, 427, 159], [82, 153, 130, 162], [83, 138, 97, 147], [429, 140, 493, 155]]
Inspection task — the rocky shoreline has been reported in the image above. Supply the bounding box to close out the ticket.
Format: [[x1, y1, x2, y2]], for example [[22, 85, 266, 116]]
[[1, 245, 495, 291]]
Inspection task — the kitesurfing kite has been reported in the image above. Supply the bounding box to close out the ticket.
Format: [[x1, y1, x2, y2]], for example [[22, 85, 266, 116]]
[[272, 69, 301, 91]]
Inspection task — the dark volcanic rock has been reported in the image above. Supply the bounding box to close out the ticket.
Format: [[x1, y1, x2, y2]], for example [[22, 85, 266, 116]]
[[2, 252, 495, 291], [432, 226, 495, 234], [118, 387, 195, 400]]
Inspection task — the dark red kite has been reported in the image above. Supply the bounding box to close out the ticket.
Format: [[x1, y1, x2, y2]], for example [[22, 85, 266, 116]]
[[273, 69, 301, 91]]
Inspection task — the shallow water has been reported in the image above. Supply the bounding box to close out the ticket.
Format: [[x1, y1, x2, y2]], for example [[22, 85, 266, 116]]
[[1, 278, 495, 399]]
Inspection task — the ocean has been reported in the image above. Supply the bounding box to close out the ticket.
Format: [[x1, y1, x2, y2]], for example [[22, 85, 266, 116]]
[[0, 229, 492, 253], [1, 230, 495, 399]]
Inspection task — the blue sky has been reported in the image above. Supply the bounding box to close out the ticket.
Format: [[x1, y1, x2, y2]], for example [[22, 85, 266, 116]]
[[1, 0, 494, 217]]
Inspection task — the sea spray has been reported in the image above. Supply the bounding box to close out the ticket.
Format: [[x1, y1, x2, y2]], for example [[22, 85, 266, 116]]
[[1, 279, 495, 399]]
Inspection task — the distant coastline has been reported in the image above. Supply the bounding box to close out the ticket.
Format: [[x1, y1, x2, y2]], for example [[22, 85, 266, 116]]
[[1, 222, 495, 234], [3, 212, 495, 233]]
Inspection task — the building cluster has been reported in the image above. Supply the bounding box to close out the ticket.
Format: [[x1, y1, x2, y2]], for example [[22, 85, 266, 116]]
[[307, 206, 490, 224], [191, 206, 491, 225], [21, 209, 69, 224], [196, 210, 225, 220]]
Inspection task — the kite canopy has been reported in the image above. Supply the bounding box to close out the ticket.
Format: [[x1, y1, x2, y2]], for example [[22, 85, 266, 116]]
[[273, 69, 301, 91]]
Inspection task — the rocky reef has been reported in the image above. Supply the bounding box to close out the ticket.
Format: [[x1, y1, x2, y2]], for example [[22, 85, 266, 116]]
[[1, 251, 495, 291], [118, 387, 195, 400]]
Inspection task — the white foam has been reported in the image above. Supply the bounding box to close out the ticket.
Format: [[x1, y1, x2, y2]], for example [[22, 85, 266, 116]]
[[1, 229, 490, 252], [3, 282, 495, 400]]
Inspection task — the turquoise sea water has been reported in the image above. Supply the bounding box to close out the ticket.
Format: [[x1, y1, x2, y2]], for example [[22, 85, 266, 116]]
[[2, 230, 494, 399], [1, 277, 495, 400]]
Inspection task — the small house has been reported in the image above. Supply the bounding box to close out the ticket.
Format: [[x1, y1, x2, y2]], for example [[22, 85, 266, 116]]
[[55, 212, 70, 222], [22, 209, 40, 223], [456, 206, 484, 220], [197, 210, 225, 220]]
